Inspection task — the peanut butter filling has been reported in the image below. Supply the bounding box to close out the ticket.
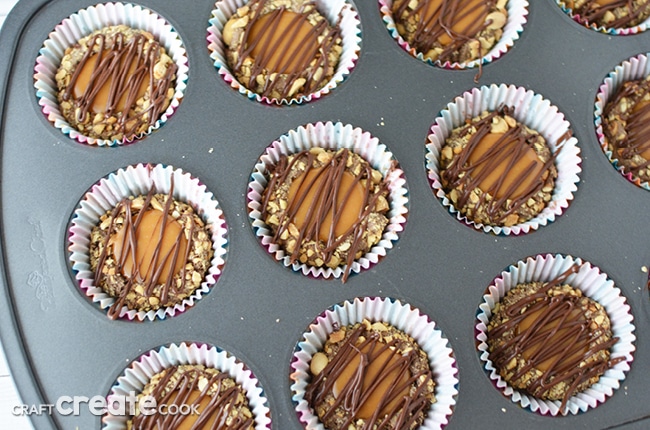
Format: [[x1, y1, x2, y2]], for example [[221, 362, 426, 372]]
[[247, 10, 318, 74]]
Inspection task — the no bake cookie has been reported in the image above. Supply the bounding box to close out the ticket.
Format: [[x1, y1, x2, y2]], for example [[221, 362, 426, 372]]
[[89, 188, 213, 319], [128, 364, 254, 429], [391, 0, 508, 64], [559, 0, 650, 28], [486, 267, 623, 409], [55, 25, 177, 141], [602, 74, 650, 183], [222, 0, 343, 100], [261, 147, 390, 282], [439, 107, 558, 227], [305, 319, 435, 430]]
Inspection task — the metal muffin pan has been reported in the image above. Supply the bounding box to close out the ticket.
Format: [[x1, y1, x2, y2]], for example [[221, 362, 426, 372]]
[[0, 0, 649, 428]]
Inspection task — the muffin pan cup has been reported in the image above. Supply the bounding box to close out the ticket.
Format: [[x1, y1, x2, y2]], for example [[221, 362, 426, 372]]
[[247, 121, 408, 282], [33, 1, 189, 147], [207, 0, 361, 105], [378, 0, 529, 70], [1, 1, 650, 429], [475, 253, 635, 416], [101, 342, 271, 429]]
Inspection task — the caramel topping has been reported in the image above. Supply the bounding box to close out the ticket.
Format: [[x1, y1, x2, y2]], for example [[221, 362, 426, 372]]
[[332, 343, 411, 420], [174, 390, 213, 430], [467, 131, 545, 200], [516, 306, 589, 373], [248, 10, 319, 74], [110, 208, 188, 285], [422, 0, 489, 46], [72, 48, 150, 114], [287, 167, 364, 242]]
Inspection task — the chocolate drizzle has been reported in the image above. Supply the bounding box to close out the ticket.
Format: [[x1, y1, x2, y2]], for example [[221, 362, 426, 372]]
[[261, 149, 390, 282], [231, 0, 341, 99], [603, 78, 650, 176], [132, 365, 254, 430], [441, 108, 558, 225], [92, 184, 204, 319], [305, 324, 434, 430], [487, 266, 624, 409], [566, 1, 650, 28], [62, 27, 176, 138]]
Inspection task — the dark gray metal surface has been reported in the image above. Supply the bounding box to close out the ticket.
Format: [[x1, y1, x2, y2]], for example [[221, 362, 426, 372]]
[[0, 0, 649, 429]]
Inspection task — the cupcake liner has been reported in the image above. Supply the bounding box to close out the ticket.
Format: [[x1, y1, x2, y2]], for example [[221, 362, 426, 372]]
[[290, 296, 458, 429], [34, 2, 189, 147], [246, 121, 408, 281], [67, 163, 228, 321], [207, 0, 361, 105], [102, 342, 271, 429], [425, 83, 582, 235], [378, 0, 529, 70], [555, 1, 650, 35], [475, 253, 636, 416], [594, 52, 650, 191]]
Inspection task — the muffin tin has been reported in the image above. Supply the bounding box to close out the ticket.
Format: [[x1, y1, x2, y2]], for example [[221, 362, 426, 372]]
[[0, 0, 649, 429]]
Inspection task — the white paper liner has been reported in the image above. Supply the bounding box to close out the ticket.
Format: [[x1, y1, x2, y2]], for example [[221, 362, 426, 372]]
[[555, 1, 650, 35], [246, 121, 408, 281], [425, 83, 582, 235], [378, 0, 529, 70], [67, 163, 228, 321], [34, 2, 189, 147], [594, 52, 650, 191], [290, 296, 458, 429], [102, 342, 271, 429], [475, 253, 636, 416], [207, 0, 361, 105]]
